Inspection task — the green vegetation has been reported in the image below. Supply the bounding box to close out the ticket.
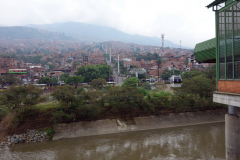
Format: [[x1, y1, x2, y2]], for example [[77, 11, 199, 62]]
[[0, 85, 42, 123], [0, 74, 21, 85], [18, 55, 43, 64], [59, 73, 69, 82], [162, 69, 182, 80], [34, 102, 61, 111], [65, 76, 84, 84], [135, 53, 159, 61], [74, 63, 112, 83], [38, 77, 58, 85], [122, 77, 141, 87], [91, 78, 107, 90], [0, 65, 226, 137], [47, 64, 56, 72]]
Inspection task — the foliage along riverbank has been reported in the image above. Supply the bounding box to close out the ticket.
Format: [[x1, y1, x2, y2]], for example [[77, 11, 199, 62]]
[[0, 66, 226, 141]]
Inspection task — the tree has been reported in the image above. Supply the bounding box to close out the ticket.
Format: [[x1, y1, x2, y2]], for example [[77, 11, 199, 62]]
[[106, 86, 146, 117], [0, 74, 21, 85], [74, 63, 112, 83], [180, 75, 214, 99], [0, 85, 42, 122], [162, 69, 182, 80], [60, 73, 70, 82], [122, 77, 140, 87], [152, 91, 171, 109], [91, 78, 107, 90], [105, 86, 125, 117], [155, 58, 162, 81], [52, 85, 78, 106], [38, 77, 58, 86], [153, 53, 159, 60], [181, 70, 203, 79], [47, 64, 56, 72], [65, 76, 84, 84]]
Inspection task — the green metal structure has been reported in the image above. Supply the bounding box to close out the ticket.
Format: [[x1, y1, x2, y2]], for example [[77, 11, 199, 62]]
[[194, 0, 240, 89], [194, 38, 216, 63]]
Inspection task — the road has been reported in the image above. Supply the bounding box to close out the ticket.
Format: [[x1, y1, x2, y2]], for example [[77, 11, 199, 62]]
[[106, 59, 125, 86]]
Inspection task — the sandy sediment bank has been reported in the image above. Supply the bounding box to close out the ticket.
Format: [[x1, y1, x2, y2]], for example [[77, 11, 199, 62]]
[[53, 109, 226, 140]]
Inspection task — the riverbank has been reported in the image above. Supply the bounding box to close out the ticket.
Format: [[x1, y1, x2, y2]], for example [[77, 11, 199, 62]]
[[53, 109, 226, 140]]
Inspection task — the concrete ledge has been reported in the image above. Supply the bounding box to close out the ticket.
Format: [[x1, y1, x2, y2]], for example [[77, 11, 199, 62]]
[[213, 91, 240, 107], [53, 109, 226, 140]]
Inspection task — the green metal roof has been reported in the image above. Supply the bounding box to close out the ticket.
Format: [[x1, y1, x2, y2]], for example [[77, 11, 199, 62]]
[[206, 0, 225, 8], [194, 38, 216, 63]]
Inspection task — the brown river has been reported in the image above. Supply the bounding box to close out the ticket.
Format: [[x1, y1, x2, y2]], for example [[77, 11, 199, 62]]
[[0, 122, 225, 160]]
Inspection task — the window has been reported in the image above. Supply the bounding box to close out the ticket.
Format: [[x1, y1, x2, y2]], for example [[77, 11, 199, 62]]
[[218, 2, 240, 79]]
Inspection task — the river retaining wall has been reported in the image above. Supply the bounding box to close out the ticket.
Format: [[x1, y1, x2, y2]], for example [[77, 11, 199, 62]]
[[53, 109, 226, 140]]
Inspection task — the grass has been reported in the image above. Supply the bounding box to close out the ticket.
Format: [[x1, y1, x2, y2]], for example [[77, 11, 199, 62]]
[[150, 84, 167, 93], [34, 102, 61, 111]]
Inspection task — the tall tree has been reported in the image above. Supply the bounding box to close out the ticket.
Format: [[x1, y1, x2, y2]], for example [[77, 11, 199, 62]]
[[74, 63, 112, 83], [0, 85, 42, 122], [59, 73, 70, 82], [38, 77, 58, 85], [122, 77, 141, 87], [0, 74, 21, 85], [52, 85, 77, 106], [65, 76, 84, 84], [155, 58, 162, 81], [91, 78, 107, 90]]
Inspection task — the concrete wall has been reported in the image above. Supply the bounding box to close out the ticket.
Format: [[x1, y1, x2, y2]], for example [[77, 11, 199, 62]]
[[53, 109, 226, 140], [213, 91, 240, 107]]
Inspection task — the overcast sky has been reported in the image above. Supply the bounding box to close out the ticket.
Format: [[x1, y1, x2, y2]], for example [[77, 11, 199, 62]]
[[0, 0, 216, 48]]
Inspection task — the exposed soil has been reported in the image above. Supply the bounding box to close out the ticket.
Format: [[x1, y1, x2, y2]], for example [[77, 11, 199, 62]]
[[164, 84, 173, 94], [0, 113, 13, 141]]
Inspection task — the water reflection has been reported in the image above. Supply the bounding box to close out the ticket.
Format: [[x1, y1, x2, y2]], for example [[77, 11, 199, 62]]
[[0, 122, 225, 160]]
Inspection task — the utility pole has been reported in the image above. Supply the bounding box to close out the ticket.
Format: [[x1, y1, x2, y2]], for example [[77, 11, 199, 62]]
[[110, 47, 111, 63], [118, 52, 120, 75], [106, 44, 107, 55]]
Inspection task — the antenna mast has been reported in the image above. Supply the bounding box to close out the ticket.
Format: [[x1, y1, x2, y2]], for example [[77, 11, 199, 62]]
[[180, 40, 182, 51], [161, 34, 165, 52]]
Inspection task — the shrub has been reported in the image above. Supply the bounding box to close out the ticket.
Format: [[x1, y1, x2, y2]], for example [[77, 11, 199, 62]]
[[76, 105, 103, 120], [51, 110, 76, 123], [42, 127, 55, 140]]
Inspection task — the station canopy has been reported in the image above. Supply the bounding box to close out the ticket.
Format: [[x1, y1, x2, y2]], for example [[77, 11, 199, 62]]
[[194, 38, 216, 63]]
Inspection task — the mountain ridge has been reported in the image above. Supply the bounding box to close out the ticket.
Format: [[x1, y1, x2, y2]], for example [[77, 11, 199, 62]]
[[0, 26, 74, 41], [27, 22, 190, 49]]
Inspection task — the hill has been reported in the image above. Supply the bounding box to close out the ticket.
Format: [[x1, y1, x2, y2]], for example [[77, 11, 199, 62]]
[[28, 22, 188, 48], [0, 26, 74, 41]]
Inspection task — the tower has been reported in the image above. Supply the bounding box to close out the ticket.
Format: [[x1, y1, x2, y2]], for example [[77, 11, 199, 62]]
[[161, 34, 165, 52], [180, 40, 182, 51]]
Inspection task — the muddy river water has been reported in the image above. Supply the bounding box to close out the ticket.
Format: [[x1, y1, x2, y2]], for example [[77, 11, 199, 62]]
[[0, 122, 225, 160]]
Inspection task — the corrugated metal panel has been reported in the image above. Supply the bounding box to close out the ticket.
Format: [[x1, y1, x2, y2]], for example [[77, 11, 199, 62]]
[[194, 38, 216, 63], [206, 0, 225, 8]]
